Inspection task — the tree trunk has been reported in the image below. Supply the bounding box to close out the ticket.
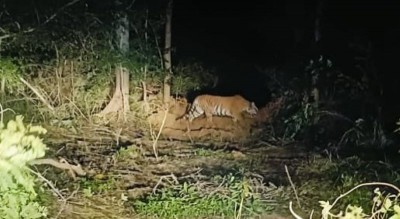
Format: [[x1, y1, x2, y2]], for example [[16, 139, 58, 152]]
[[117, 13, 130, 54], [99, 66, 130, 115], [163, 0, 173, 105], [1, 78, 5, 97], [99, 8, 130, 118], [285, 0, 306, 48], [314, 0, 325, 43], [312, 0, 326, 109]]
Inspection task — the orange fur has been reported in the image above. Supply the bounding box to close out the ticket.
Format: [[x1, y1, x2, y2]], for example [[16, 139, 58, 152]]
[[179, 94, 258, 122]]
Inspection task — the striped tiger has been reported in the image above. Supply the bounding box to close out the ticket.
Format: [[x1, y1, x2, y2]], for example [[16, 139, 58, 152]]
[[177, 94, 258, 123]]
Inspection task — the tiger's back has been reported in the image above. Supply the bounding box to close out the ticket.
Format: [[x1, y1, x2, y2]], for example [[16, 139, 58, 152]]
[[181, 94, 258, 122]]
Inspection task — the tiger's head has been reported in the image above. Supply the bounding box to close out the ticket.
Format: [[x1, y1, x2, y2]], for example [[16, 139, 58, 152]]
[[245, 102, 258, 117]]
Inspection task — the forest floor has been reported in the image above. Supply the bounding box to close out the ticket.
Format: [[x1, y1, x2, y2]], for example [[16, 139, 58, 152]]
[[35, 97, 394, 219]]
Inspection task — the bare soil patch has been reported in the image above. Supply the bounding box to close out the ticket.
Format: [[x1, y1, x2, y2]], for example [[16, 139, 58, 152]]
[[147, 97, 284, 142]]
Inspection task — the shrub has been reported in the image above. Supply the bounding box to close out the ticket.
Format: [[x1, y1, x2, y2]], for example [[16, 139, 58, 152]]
[[0, 115, 48, 219]]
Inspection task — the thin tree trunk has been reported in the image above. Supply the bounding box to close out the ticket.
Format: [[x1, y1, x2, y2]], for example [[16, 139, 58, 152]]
[[285, 0, 306, 47], [312, 0, 326, 109], [314, 0, 325, 43], [1, 78, 5, 96], [163, 0, 173, 104], [117, 13, 130, 54], [98, 66, 130, 115], [99, 9, 130, 117]]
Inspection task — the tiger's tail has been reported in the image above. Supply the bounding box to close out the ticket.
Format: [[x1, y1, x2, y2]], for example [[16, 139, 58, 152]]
[[175, 103, 192, 121]]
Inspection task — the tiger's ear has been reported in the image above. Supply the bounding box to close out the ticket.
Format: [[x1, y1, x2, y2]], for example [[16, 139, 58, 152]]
[[250, 102, 257, 109]]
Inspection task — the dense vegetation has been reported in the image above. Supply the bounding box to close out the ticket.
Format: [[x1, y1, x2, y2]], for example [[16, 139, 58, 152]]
[[0, 0, 399, 218]]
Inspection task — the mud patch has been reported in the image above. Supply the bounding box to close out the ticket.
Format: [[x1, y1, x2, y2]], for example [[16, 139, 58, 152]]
[[147, 97, 284, 142]]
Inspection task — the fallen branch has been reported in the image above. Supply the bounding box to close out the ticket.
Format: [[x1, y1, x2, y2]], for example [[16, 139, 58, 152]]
[[152, 173, 178, 194], [289, 201, 304, 219], [285, 165, 301, 208], [29, 158, 86, 181], [29, 168, 66, 201]]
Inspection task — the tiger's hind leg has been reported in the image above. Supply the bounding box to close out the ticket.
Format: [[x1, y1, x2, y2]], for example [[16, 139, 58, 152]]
[[186, 123, 194, 144], [184, 119, 191, 134], [231, 115, 244, 130], [184, 121, 194, 144], [204, 112, 214, 128], [232, 117, 238, 123]]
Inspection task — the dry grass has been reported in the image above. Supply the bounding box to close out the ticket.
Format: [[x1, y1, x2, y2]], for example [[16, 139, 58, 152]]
[[38, 118, 304, 218]]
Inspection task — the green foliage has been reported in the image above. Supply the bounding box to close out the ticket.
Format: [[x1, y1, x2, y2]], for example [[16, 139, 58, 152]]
[[115, 146, 142, 160], [80, 177, 117, 196], [394, 118, 400, 134], [193, 148, 224, 157], [172, 62, 218, 96], [0, 115, 48, 219], [281, 55, 373, 147], [338, 175, 371, 209], [304, 55, 336, 100], [316, 184, 400, 219], [0, 2, 220, 122], [0, 4, 168, 120], [282, 56, 333, 140], [0, 58, 23, 94], [294, 156, 400, 219], [284, 101, 316, 140], [305, 55, 333, 77], [371, 188, 400, 219], [134, 174, 268, 218]]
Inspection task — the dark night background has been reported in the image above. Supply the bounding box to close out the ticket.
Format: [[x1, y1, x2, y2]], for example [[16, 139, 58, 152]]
[[2, 2, 400, 216], [2, 0, 400, 128], [169, 0, 400, 128]]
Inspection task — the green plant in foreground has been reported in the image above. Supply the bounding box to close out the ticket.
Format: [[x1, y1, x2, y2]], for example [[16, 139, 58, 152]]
[[0, 115, 48, 219], [134, 175, 268, 218], [291, 182, 400, 219]]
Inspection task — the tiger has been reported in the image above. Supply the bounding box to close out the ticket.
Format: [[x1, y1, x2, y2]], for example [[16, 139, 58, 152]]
[[177, 94, 258, 123]]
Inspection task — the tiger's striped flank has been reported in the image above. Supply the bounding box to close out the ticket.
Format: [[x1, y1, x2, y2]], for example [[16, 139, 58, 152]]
[[177, 94, 258, 122]]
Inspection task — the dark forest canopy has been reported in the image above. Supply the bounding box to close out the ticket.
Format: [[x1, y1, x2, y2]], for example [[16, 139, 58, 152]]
[[1, 0, 400, 122], [2, 0, 399, 73], [3, 0, 399, 62]]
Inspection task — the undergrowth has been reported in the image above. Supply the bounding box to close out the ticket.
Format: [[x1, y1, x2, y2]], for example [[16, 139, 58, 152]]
[[133, 173, 275, 218], [0, 115, 48, 219], [1, 2, 400, 219], [0, 3, 215, 125], [290, 155, 400, 219]]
